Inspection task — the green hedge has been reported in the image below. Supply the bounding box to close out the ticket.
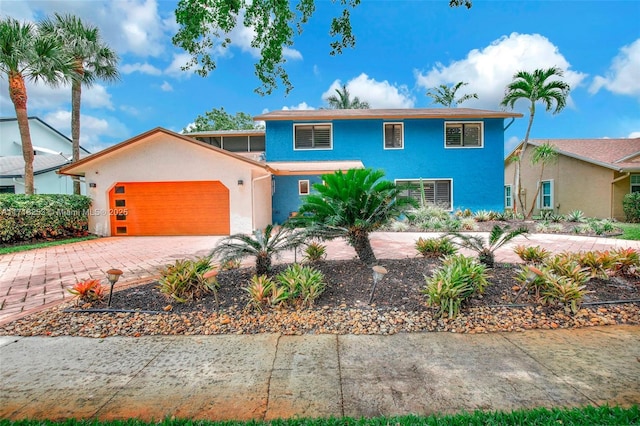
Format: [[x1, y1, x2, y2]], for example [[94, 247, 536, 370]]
[[623, 192, 640, 223], [0, 194, 92, 243]]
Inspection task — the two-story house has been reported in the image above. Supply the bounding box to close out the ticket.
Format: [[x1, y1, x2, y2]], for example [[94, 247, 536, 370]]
[[0, 117, 90, 194], [59, 108, 521, 236], [255, 109, 522, 224]]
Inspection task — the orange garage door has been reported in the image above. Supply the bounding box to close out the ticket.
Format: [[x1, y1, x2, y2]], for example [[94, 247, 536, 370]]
[[108, 181, 230, 236]]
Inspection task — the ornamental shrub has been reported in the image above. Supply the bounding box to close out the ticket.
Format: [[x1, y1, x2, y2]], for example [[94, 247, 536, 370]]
[[0, 194, 92, 243], [623, 192, 640, 223]]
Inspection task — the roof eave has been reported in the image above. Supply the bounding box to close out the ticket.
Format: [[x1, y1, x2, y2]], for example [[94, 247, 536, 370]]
[[59, 127, 270, 176]]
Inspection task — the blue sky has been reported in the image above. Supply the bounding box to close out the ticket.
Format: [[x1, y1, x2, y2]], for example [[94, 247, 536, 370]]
[[1, 0, 639, 155]]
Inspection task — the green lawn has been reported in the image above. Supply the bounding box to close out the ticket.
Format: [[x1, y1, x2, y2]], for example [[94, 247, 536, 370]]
[[616, 223, 640, 240], [0, 405, 638, 426], [0, 235, 98, 255]]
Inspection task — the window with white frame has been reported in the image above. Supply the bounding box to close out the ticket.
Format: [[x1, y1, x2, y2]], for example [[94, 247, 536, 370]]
[[445, 122, 483, 148], [396, 179, 452, 210], [504, 185, 513, 209], [294, 124, 332, 150], [384, 123, 404, 149], [539, 180, 553, 209], [298, 180, 310, 195], [631, 175, 640, 193]]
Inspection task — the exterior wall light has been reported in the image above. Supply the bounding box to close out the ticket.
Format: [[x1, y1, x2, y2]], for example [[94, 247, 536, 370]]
[[237, 179, 244, 186]]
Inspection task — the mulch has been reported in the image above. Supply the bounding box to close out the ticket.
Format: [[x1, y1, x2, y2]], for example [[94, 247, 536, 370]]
[[1, 257, 638, 338]]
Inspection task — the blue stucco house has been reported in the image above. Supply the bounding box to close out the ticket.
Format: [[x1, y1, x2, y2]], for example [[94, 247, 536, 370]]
[[254, 108, 522, 224]]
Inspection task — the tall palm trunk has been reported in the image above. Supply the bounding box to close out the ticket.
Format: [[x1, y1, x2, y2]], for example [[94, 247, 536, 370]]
[[9, 71, 35, 195], [71, 59, 84, 195], [515, 103, 536, 216]]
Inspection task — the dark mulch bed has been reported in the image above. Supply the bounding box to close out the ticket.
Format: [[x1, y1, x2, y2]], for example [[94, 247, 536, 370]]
[[95, 258, 640, 314]]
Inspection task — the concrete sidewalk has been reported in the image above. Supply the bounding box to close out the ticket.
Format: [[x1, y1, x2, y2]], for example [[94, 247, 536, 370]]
[[1, 325, 639, 421], [2, 232, 639, 325]]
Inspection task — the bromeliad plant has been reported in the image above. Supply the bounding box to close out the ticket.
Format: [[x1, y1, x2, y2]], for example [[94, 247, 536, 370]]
[[415, 236, 457, 258], [211, 224, 306, 276], [448, 224, 529, 267], [245, 264, 326, 311], [302, 241, 327, 263], [514, 245, 551, 264], [68, 278, 106, 303], [158, 257, 218, 303], [423, 254, 489, 318]]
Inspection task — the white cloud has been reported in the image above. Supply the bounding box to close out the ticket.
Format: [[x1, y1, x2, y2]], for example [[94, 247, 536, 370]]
[[119, 105, 140, 116], [121, 62, 163, 76], [415, 33, 587, 111], [322, 74, 415, 109], [629, 131, 640, 138], [590, 39, 640, 99], [165, 53, 195, 78], [83, 84, 114, 110], [160, 81, 174, 92], [5, 1, 174, 58], [282, 102, 315, 110], [111, 0, 168, 57], [43, 110, 129, 152]]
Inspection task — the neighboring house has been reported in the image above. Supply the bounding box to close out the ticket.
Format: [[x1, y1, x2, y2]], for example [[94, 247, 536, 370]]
[[59, 128, 272, 236], [0, 117, 89, 194], [504, 138, 640, 220], [255, 108, 522, 224]]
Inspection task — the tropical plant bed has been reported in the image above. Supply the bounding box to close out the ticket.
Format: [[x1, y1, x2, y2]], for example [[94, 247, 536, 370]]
[[1, 257, 638, 338], [401, 219, 623, 237]]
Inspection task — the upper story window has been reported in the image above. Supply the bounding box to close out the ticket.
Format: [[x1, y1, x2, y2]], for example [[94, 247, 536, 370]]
[[294, 124, 332, 150], [384, 123, 404, 149], [445, 122, 483, 148]]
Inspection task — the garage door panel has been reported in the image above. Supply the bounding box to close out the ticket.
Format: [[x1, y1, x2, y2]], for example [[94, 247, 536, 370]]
[[109, 181, 230, 236]]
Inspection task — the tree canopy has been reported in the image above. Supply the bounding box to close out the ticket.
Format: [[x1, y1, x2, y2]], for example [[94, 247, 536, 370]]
[[426, 82, 477, 107], [172, 0, 472, 95], [501, 66, 570, 214], [325, 84, 369, 109], [0, 17, 74, 194], [40, 13, 119, 195], [183, 107, 261, 132]]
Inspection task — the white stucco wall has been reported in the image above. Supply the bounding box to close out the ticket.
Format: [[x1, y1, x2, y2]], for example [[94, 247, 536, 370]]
[[0, 118, 75, 156], [72, 132, 270, 236], [0, 172, 84, 195]]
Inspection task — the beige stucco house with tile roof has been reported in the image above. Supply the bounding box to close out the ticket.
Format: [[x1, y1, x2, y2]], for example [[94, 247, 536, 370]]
[[505, 138, 640, 220]]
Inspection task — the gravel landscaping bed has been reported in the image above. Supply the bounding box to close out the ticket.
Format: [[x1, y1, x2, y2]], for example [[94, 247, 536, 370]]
[[1, 257, 639, 338]]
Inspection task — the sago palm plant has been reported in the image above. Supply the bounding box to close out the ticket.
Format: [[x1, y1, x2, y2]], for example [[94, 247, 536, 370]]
[[211, 224, 306, 276], [288, 168, 416, 265], [448, 224, 528, 267]]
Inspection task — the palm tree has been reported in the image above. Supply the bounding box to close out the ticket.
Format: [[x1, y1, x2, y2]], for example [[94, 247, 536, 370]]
[[326, 84, 370, 109], [288, 168, 416, 265], [0, 18, 74, 194], [211, 225, 306, 276], [501, 67, 570, 214], [448, 224, 529, 268], [426, 82, 478, 107], [40, 14, 119, 195], [526, 142, 558, 218]]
